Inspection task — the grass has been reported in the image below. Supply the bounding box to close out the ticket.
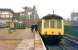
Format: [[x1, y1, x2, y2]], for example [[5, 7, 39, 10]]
[[64, 26, 78, 37]]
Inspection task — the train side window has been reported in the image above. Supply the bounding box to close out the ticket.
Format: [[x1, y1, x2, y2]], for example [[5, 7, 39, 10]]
[[44, 20, 49, 28], [50, 20, 55, 28], [57, 20, 62, 28]]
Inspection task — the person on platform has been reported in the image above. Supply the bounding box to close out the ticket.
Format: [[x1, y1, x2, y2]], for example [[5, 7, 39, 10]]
[[31, 24, 34, 32], [34, 24, 38, 32], [31, 24, 38, 32]]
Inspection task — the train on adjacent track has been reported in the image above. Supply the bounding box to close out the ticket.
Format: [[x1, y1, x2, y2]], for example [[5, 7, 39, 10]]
[[38, 14, 64, 44]]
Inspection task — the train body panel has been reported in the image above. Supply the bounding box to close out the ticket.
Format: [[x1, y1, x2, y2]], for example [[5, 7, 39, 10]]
[[40, 19, 64, 35]]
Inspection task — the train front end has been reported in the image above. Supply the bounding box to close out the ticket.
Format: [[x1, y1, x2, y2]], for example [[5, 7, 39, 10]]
[[39, 14, 64, 44]]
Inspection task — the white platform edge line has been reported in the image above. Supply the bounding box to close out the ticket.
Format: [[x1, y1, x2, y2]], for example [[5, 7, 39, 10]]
[[39, 35, 46, 50]]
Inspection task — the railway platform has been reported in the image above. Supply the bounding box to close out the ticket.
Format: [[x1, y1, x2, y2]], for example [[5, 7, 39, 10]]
[[0, 28, 46, 50], [15, 29, 46, 50]]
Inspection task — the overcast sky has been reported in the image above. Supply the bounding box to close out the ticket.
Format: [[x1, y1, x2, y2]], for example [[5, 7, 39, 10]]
[[0, 0, 78, 19]]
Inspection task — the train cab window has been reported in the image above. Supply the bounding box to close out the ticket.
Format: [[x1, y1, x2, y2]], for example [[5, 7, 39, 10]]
[[57, 20, 62, 28], [50, 20, 55, 28], [44, 20, 49, 28]]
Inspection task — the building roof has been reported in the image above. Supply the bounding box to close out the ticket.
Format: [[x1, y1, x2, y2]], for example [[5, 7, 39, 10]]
[[0, 8, 14, 13]]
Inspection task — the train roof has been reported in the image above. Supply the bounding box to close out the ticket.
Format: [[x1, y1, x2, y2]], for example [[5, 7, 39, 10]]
[[42, 14, 63, 19]]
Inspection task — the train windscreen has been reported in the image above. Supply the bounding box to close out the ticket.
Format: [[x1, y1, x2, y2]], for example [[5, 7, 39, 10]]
[[57, 20, 62, 28], [44, 20, 49, 28], [50, 20, 55, 28]]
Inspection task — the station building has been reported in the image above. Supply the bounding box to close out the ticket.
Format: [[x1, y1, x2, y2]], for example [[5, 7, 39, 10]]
[[71, 12, 78, 26], [0, 8, 14, 21], [17, 6, 39, 27]]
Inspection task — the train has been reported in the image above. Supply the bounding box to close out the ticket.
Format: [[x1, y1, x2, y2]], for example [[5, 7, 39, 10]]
[[38, 14, 64, 44]]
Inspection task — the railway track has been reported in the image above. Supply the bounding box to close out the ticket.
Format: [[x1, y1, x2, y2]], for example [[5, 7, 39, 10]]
[[63, 34, 78, 50], [64, 34, 78, 44], [44, 34, 78, 50], [45, 41, 78, 50], [45, 42, 70, 50]]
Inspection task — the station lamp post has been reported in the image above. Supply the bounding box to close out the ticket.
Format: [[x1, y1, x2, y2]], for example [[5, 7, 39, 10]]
[[9, 13, 11, 33], [8, 14, 16, 33], [28, 12, 31, 27]]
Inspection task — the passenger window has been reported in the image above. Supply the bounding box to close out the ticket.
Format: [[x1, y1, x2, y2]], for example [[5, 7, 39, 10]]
[[57, 20, 62, 28], [44, 20, 49, 28], [50, 20, 55, 28]]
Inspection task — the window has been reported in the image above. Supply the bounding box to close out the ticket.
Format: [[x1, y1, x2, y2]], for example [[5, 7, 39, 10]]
[[57, 20, 62, 28], [44, 20, 49, 28], [50, 20, 55, 28]]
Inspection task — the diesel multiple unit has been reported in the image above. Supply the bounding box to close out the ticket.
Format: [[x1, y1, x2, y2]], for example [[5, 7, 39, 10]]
[[38, 14, 64, 44]]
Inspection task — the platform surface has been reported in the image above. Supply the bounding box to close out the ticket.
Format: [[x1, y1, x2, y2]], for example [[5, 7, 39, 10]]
[[0, 28, 46, 50]]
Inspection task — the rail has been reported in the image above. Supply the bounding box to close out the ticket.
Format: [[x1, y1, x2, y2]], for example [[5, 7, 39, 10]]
[[64, 34, 78, 44], [46, 43, 67, 50]]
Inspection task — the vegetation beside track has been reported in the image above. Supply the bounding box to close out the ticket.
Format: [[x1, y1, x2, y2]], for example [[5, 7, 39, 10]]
[[64, 26, 78, 37]]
